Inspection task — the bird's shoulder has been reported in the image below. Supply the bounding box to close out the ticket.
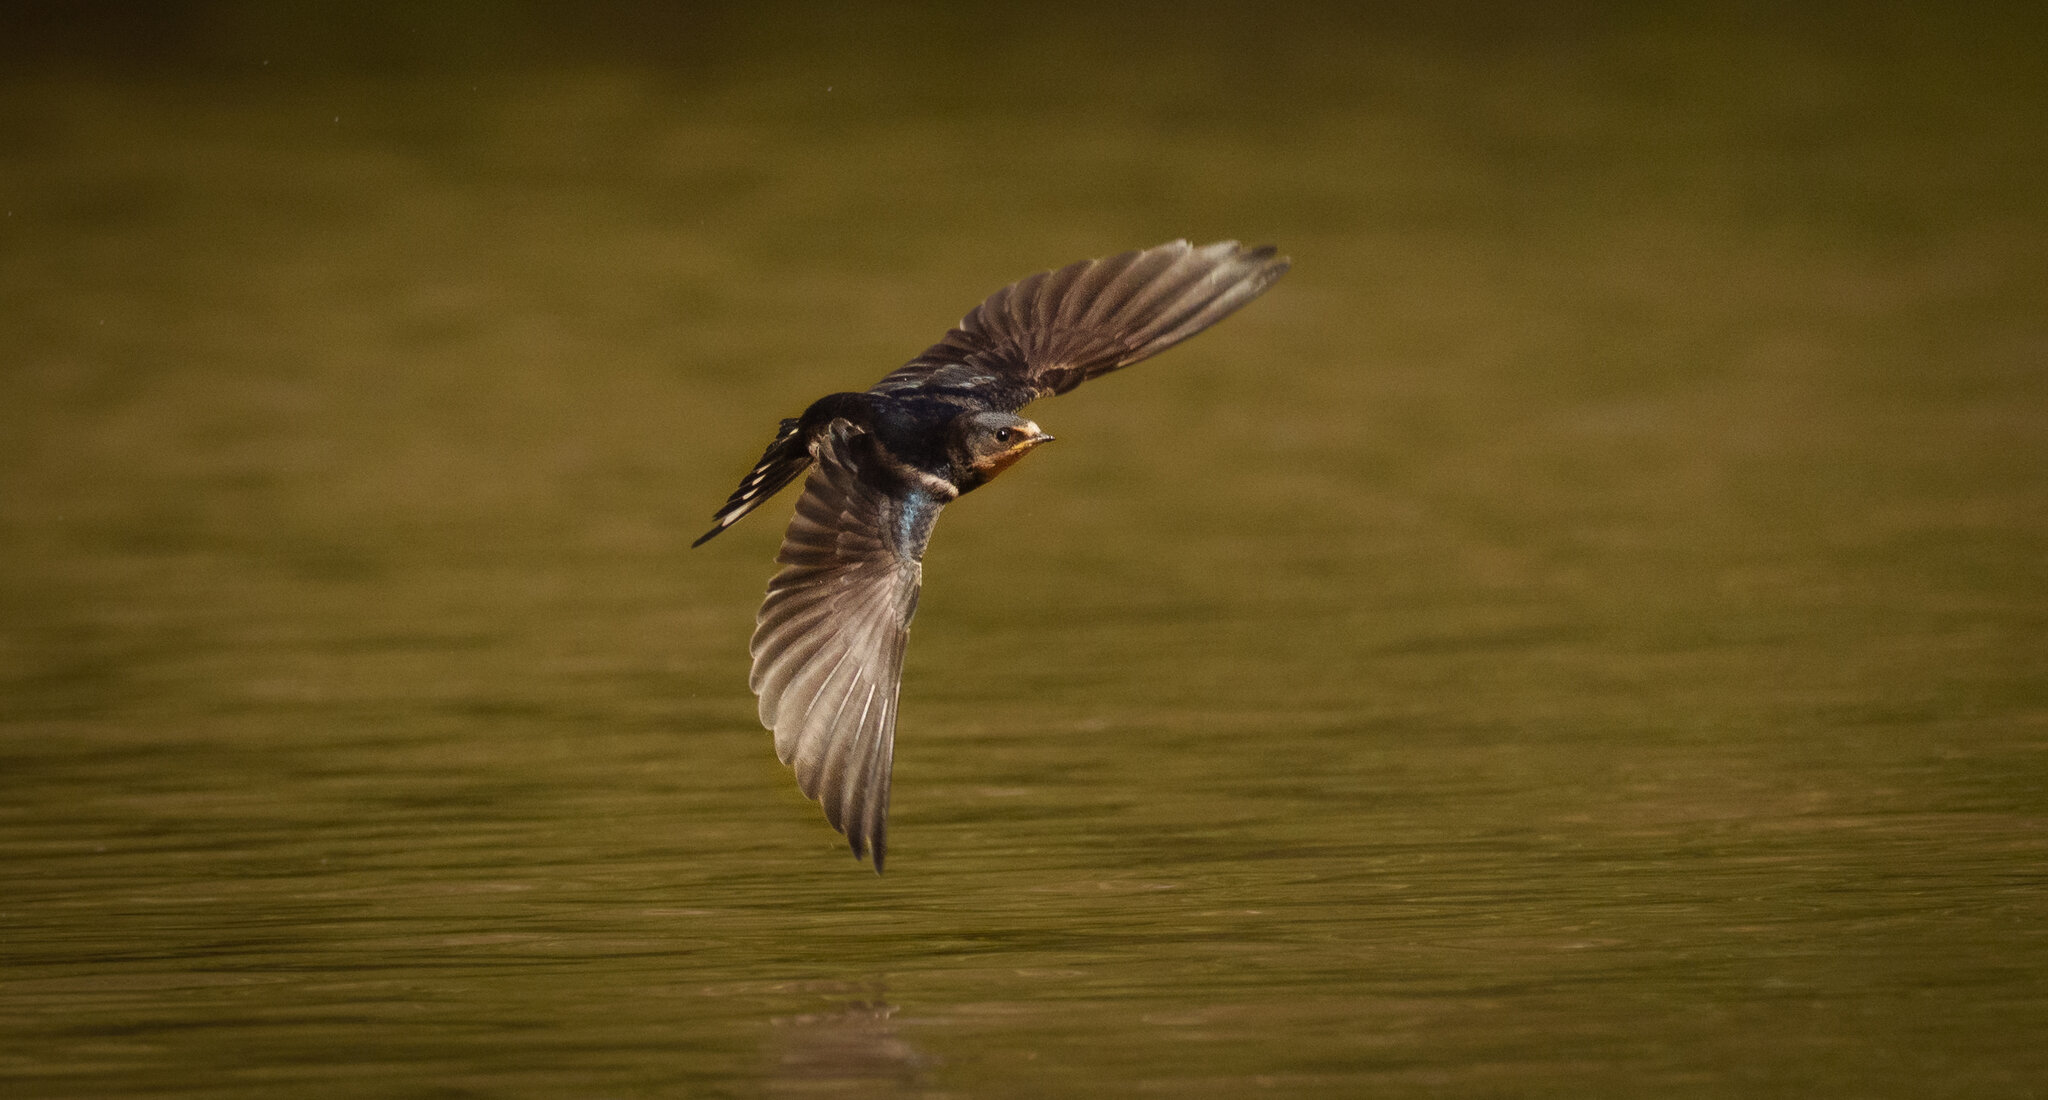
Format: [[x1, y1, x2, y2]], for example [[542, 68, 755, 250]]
[[798, 392, 976, 491]]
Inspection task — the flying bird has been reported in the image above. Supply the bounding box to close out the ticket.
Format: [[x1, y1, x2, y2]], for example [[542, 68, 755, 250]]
[[694, 240, 1289, 870]]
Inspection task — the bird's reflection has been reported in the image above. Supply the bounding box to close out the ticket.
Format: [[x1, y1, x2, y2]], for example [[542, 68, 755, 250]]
[[767, 994, 932, 1095]]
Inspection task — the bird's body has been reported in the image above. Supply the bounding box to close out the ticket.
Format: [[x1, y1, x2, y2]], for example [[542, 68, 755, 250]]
[[695, 240, 1289, 870]]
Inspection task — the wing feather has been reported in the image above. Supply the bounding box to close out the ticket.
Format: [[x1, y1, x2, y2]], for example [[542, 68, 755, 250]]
[[869, 240, 1288, 411], [747, 420, 950, 871]]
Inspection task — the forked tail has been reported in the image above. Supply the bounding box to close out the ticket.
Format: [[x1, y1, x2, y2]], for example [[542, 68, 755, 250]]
[[692, 418, 812, 547]]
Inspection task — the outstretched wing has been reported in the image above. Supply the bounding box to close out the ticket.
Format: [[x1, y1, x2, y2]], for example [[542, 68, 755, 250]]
[[748, 420, 953, 871], [869, 239, 1290, 411]]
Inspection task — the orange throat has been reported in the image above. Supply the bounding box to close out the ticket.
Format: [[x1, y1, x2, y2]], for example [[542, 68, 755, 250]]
[[971, 441, 1043, 483]]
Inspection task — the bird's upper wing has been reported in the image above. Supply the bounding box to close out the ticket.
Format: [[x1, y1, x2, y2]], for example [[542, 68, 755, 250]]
[[748, 419, 954, 871], [869, 239, 1290, 411]]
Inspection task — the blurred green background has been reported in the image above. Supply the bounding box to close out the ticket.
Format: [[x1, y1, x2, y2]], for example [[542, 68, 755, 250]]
[[3, 2, 2044, 1096]]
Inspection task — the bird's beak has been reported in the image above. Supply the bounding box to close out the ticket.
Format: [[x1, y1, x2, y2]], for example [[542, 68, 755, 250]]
[[1036, 432, 1056, 444]]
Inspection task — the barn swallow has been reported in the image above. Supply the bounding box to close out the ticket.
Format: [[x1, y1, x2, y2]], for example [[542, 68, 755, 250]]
[[694, 240, 1289, 870]]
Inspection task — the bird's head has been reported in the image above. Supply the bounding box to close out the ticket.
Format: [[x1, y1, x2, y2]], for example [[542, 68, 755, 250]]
[[953, 412, 1055, 484]]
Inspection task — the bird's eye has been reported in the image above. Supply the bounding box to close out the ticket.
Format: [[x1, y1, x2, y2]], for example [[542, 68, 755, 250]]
[[995, 428, 1011, 443]]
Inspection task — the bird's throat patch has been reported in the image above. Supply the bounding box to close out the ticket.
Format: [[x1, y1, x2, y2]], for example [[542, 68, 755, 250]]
[[972, 440, 1042, 482]]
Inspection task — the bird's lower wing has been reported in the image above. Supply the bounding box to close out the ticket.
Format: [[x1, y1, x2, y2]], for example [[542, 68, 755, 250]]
[[748, 420, 950, 870]]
